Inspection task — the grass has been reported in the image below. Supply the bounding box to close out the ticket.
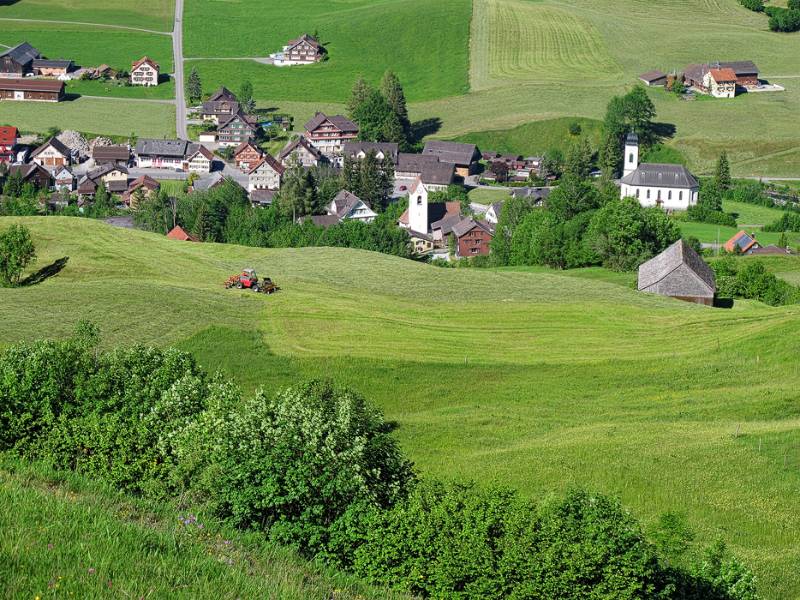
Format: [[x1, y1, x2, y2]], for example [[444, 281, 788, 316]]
[[678, 199, 800, 247], [184, 0, 471, 104], [467, 187, 511, 204], [0, 96, 175, 138], [0, 0, 175, 32], [2, 217, 800, 597], [65, 78, 175, 101], [452, 116, 603, 157], [0, 459, 405, 600]]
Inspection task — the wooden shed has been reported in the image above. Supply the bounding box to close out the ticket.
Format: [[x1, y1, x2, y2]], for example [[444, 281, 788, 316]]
[[637, 240, 715, 306]]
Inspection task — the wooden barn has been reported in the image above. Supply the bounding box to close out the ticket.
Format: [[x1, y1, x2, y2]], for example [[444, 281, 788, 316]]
[[637, 240, 715, 306]]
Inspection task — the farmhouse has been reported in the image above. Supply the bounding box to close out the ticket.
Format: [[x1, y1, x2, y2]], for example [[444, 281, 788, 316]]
[[92, 145, 130, 166], [202, 87, 239, 123], [122, 175, 160, 207], [135, 139, 209, 171], [638, 70, 667, 87], [327, 190, 377, 223], [422, 141, 480, 177], [30, 137, 71, 168], [273, 34, 325, 66], [279, 136, 324, 167], [396, 153, 440, 179], [0, 126, 18, 163], [724, 231, 760, 254], [233, 141, 263, 172], [52, 166, 75, 192], [619, 133, 699, 210], [685, 61, 760, 92], [187, 145, 214, 174], [247, 154, 285, 192], [304, 112, 358, 157], [33, 59, 73, 78], [0, 43, 40, 77], [217, 112, 259, 147], [8, 163, 52, 189], [78, 163, 129, 196], [130, 57, 159, 87], [704, 68, 737, 99], [638, 240, 715, 306], [453, 218, 494, 257], [0, 78, 64, 102], [344, 141, 399, 163]]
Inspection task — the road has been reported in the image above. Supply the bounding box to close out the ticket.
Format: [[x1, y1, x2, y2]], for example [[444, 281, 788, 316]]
[[172, 0, 187, 140]]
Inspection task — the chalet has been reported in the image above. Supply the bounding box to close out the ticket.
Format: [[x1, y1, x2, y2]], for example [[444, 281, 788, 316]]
[[0, 78, 64, 102], [327, 190, 377, 223], [131, 56, 159, 87], [167, 225, 198, 242], [187, 145, 214, 174], [421, 161, 455, 191], [52, 166, 75, 192], [453, 218, 494, 257], [422, 141, 480, 177], [343, 141, 399, 163], [30, 137, 71, 168], [92, 145, 130, 166], [619, 133, 699, 210], [135, 139, 201, 171], [233, 141, 263, 172], [8, 163, 52, 189], [724, 231, 760, 254], [217, 112, 259, 147], [637, 240, 715, 306], [639, 70, 667, 87], [279, 136, 324, 167], [247, 154, 285, 192], [0, 126, 18, 163], [201, 87, 239, 123], [0, 43, 40, 77], [685, 61, 759, 91], [704, 68, 737, 98], [78, 163, 129, 196], [33, 59, 73, 78], [122, 175, 160, 207], [304, 112, 358, 157], [250, 189, 276, 207], [274, 34, 325, 66]]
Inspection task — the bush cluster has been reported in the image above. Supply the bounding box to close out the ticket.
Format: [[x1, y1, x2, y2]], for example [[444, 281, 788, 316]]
[[686, 205, 738, 227], [712, 257, 800, 306], [763, 211, 800, 232], [739, 0, 764, 12], [767, 6, 800, 31], [0, 327, 760, 599]]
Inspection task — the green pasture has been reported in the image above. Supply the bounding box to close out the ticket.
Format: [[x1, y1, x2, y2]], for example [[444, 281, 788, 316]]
[[467, 187, 510, 204], [65, 79, 175, 101], [2, 217, 800, 598], [0, 0, 175, 32]]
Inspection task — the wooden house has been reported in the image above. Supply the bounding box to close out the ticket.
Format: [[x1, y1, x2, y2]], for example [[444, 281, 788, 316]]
[[0, 78, 64, 102], [234, 141, 263, 172], [275, 34, 325, 65], [92, 145, 130, 166], [638, 70, 667, 87], [637, 240, 715, 306], [0, 126, 18, 163], [122, 175, 160, 207], [303, 112, 358, 157], [201, 87, 239, 123], [8, 163, 52, 189], [422, 141, 480, 177], [217, 112, 258, 147], [131, 56, 159, 86], [0, 43, 40, 77], [453, 219, 494, 257], [30, 137, 71, 168], [278, 136, 324, 167], [33, 59, 73, 78]]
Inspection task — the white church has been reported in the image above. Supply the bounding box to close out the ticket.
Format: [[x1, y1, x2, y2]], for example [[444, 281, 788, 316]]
[[619, 133, 699, 211]]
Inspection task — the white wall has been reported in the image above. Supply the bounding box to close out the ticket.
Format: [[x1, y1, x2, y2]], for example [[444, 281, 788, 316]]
[[621, 184, 698, 211]]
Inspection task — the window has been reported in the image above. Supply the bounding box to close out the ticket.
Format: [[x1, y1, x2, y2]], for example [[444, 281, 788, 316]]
[[679, 191, 683, 201], [635, 188, 640, 198], [416, 196, 422, 205], [668, 190, 672, 200], [629, 153, 634, 164], [646, 189, 650, 199], [657, 190, 661, 200]]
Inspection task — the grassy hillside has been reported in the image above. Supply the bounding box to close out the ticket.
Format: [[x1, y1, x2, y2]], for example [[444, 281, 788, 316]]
[[0, 0, 175, 31], [2, 217, 800, 598], [0, 460, 404, 600]]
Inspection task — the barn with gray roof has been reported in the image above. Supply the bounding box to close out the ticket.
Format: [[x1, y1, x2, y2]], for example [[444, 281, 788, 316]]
[[637, 240, 715, 306]]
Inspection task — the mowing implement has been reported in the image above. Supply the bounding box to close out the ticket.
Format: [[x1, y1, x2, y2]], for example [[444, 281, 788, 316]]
[[224, 268, 279, 294]]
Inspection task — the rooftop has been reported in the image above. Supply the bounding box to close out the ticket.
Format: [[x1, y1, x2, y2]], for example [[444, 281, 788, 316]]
[[638, 239, 715, 294], [619, 162, 699, 189]]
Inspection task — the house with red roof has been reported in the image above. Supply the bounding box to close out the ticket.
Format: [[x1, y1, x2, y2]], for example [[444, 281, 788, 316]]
[[724, 231, 760, 254], [704, 67, 737, 98], [0, 126, 17, 163], [166, 225, 198, 242], [131, 56, 159, 87]]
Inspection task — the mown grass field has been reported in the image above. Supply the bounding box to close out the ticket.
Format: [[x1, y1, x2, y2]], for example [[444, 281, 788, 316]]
[[2, 217, 800, 598], [0, 97, 174, 138], [0, 460, 404, 600], [0, 0, 175, 32], [184, 0, 471, 103]]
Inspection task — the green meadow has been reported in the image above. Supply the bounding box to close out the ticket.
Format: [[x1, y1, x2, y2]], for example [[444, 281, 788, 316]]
[[0, 0, 175, 32], [2, 217, 800, 598]]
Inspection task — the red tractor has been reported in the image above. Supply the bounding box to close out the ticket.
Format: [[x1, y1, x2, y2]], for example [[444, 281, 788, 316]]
[[224, 268, 279, 294]]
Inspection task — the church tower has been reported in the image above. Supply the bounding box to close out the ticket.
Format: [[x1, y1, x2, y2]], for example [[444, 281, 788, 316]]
[[623, 132, 639, 177], [408, 177, 428, 233]]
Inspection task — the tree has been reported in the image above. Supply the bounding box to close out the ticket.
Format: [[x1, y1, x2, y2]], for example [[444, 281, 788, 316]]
[[489, 160, 509, 183], [238, 80, 255, 113], [0, 223, 36, 287], [599, 86, 658, 176], [339, 151, 392, 210], [92, 184, 116, 216], [713, 151, 732, 192], [546, 174, 602, 221], [489, 195, 538, 265], [2, 169, 24, 198], [564, 137, 594, 179], [380, 70, 411, 145], [187, 67, 202, 104], [346, 77, 373, 119], [352, 89, 395, 142], [540, 148, 563, 180]]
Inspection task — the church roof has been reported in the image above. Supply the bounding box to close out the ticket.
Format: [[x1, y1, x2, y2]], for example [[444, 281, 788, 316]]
[[620, 163, 698, 189]]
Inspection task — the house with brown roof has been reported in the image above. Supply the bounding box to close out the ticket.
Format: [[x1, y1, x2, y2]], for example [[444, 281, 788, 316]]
[[78, 163, 129, 197], [685, 61, 759, 93], [8, 163, 52, 190], [122, 175, 160, 207], [0, 126, 17, 163], [201, 87, 239, 123], [131, 56, 159, 86], [453, 218, 494, 257], [92, 145, 130, 166], [422, 141, 480, 177], [0, 78, 64, 102], [167, 225, 198, 242], [247, 154, 285, 192], [187, 145, 214, 174], [273, 34, 325, 66], [304, 112, 358, 158], [327, 190, 377, 223], [33, 59, 73, 78], [638, 70, 667, 87], [343, 141, 399, 163], [638, 240, 715, 306], [724, 231, 760, 254], [234, 141, 264, 172], [279, 136, 324, 168], [217, 112, 259, 147], [30, 137, 71, 168]]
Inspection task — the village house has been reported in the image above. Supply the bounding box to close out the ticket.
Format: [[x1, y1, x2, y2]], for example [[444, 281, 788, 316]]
[[638, 70, 667, 87], [33, 59, 73, 78], [704, 68, 737, 98], [234, 141, 263, 172], [485, 202, 503, 225], [247, 154, 285, 192], [508, 186, 551, 206], [304, 112, 359, 158], [343, 141, 399, 164], [396, 153, 440, 179], [619, 133, 699, 211], [422, 141, 480, 178], [187, 145, 214, 174], [250, 189, 275, 207], [684, 61, 760, 93], [0, 126, 18, 163], [78, 163, 129, 197], [52, 166, 75, 192], [327, 190, 377, 223], [279, 136, 325, 168], [272, 33, 325, 66], [130, 56, 159, 87], [0, 43, 40, 77], [135, 139, 210, 171], [0, 78, 64, 102], [8, 163, 52, 190], [724, 231, 760, 254], [453, 218, 494, 257], [201, 87, 239, 123], [217, 112, 259, 147], [122, 175, 160, 207], [92, 145, 130, 166], [638, 239, 716, 306], [30, 137, 72, 168]]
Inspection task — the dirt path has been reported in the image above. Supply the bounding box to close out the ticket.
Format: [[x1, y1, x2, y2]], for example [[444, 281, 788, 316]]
[[0, 17, 171, 36]]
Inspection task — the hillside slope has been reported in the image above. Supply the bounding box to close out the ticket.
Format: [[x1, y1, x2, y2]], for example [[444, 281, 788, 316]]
[[2, 217, 800, 598]]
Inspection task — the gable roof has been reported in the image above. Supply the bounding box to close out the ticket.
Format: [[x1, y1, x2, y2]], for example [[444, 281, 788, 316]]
[[30, 137, 70, 159], [208, 87, 237, 102], [127, 175, 160, 192], [132, 56, 159, 71], [330, 190, 368, 218], [248, 153, 286, 176], [188, 144, 214, 160], [0, 126, 17, 146], [287, 33, 321, 50], [619, 163, 699, 189], [202, 99, 239, 116], [53, 165, 74, 179], [709, 67, 737, 83], [724, 230, 759, 254], [279, 136, 323, 162], [421, 161, 455, 186], [250, 189, 276, 205], [422, 141, 478, 166], [0, 78, 63, 93], [306, 214, 342, 228], [452, 218, 493, 238], [0, 42, 39, 67], [509, 187, 551, 203], [166, 225, 198, 242], [397, 152, 440, 174], [343, 141, 399, 161], [87, 162, 128, 180], [218, 111, 258, 130], [639, 70, 667, 83], [234, 140, 262, 157], [637, 240, 715, 294], [9, 163, 50, 181], [718, 60, 759, 76], [135, 138, 190, 158], [92, 145, 130, 162], [304, 112, 358, 134], [32, 59, 72, 69]]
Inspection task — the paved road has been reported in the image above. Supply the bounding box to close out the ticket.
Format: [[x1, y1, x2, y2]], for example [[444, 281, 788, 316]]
[[0, 17, 171, 35], [172, 0, 187, 140]]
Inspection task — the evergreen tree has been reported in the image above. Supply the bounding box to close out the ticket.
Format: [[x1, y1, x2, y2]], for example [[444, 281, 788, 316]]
[[564, 138, 594, 179], [352, 89, 395, 142], [239, 80, 255, 113], [187, 68, 202, 104], [380, 70, 411, 144], [714, 151, 732, 192], [347, 77, 373, 119], [2, 169, 24, 198]]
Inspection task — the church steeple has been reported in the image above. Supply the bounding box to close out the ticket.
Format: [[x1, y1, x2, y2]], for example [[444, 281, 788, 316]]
[[623, 132, 639, 177]]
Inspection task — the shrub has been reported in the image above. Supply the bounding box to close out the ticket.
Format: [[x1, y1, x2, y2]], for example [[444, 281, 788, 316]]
[[768, 7, 800, 31], [0, 223, 36, 287], [739, 0, 764, 12], [712, 257, 799, 306], [763, 211, 800, 232], [686, 205, 738, 227]]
